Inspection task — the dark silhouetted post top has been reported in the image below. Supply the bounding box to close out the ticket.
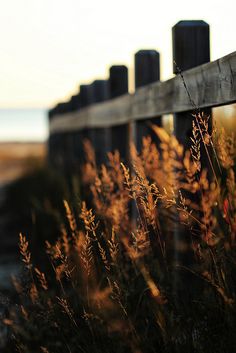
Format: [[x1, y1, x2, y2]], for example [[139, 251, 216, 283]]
[[172, 20, 210, 73], [109, 65, 128, 98], [69, 94, 81, 111], [135, 50, 160, 89], [79, 84, 93, 108], [90, 80, 110, 103]]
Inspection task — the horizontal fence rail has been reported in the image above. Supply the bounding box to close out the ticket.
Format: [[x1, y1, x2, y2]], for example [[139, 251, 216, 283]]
[[50, 51, 236, 134]]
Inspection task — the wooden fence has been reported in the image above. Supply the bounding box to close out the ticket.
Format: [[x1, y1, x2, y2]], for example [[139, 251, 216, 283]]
[[48, 20, 236, 176]]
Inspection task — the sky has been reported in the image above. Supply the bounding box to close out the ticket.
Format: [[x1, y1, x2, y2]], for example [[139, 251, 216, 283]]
[[0, 0, 235, 109]]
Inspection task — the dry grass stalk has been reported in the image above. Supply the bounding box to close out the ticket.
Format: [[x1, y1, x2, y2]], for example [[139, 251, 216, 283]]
[[60, 224, 70, 256], [80, 201, 98, 234], [63, 200, 77, 239], [190, 120, 201, 173], [57, 296, 78, 328], [108, 227, 119, 264], [19, 233, 31, 269], [81, 139, 97, 185], [34, 267, 48, 291], [216, 128, 235, 169], [80, 232, 93, 276], [11, 275, 23, 294], [29, 283, 38, 303], [98, 241, 110, 271], [40, 347, 50, 353], [20, 305, 29, 321]]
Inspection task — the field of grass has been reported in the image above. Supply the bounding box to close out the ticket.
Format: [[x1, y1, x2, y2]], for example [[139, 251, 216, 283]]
[[1, 113, 236, 353]]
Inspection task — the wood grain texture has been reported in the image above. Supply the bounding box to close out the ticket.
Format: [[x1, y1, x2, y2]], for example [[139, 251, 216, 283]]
[[50, 51, 236, 134], [50, 94, 132, 133], [133, 51, 236, 117]]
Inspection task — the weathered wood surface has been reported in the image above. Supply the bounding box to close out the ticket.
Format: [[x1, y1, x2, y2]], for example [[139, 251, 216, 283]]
[[133, 51, 236, 118], [50, 51, 236, 134], [50, 94, 132, 133], [134, 49, 161, 153]]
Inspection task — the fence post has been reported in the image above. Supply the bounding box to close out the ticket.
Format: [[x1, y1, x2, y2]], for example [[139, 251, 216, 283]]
[[90, 80, 109, 103], [172, 20, 210, 149], [60, 100, 77, 178], [172, 20, 211, 299], [109, 65, 129, 162], [109, 65, 128, 98], [131, 50, 162, 252], [61, 94, 80, 178], [73, 85, 93, 171], [88, 80, 111, 165], [69, 94, 81, 111], [51, 102, 69, 172], [134, 50, 161, 152], [49, 104, 60, 168], [47, 108, 55, 166]]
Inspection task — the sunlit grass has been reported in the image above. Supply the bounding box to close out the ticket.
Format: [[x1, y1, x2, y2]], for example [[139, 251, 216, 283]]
[[3, 112, 236, 353]]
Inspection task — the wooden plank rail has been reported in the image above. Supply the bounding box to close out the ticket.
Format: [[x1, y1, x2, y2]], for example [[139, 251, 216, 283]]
[[50, 94, 132, 133], [50, 51, 236, 134]]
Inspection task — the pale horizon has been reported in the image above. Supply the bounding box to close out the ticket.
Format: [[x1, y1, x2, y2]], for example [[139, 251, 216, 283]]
[[0, 0, 235, 109]]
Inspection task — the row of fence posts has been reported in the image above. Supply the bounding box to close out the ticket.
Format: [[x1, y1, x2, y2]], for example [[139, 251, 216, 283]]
[[48, 20, 210, 174], [48, 20, 211, 300], [48, 64, 129, 173]]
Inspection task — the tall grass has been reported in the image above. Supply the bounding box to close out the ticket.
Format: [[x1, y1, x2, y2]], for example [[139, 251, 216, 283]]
[[4, 113, 236, 353]]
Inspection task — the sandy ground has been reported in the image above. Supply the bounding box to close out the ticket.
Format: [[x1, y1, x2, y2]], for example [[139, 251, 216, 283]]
[[0, 142, 46, 186]]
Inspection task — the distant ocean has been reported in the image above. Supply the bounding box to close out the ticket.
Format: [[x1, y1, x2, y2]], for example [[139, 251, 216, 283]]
[[0, 108, 48, 142]]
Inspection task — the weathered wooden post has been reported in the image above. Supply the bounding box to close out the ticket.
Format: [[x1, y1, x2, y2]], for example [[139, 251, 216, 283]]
[[67, 93, 81, 174], [63, 96, 81, 178], [90, 80, 109, 103], [135, 50, 160, 88], [88, 80, 110, 165], [132, 50, 162, 253], [61, 101, 74, 175], [172, 20, 210, 149], [109, 65, 128, 98], [52, 102, 68, 171], [47, 108, 55, 166], [134, 50, 161, 152], [79, 84, 93, 108], [172, 20, 211, 299], [67, 94, 81, 175], [49, 104, 60, 169], [49, 100, 76, 174], [50, 102, 69, 178], [109, 65, 129, 162], [73, 84, 93, 169], [69, 94, 81, 111]]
